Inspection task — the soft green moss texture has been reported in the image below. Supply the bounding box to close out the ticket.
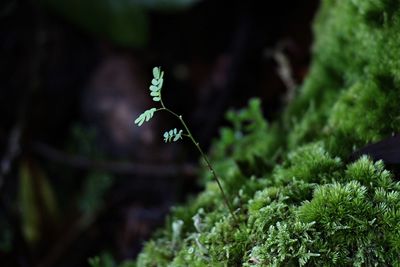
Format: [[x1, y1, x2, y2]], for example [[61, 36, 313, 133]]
[[136, 0, 400, 266]]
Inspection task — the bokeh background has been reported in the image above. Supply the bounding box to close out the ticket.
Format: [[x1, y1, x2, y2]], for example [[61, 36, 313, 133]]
[[0, 0, 318, 266]]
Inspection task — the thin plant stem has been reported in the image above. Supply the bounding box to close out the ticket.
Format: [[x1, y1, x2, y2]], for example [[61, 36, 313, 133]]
[[159, 104, 238, 222], [135, 67, 239, 224]]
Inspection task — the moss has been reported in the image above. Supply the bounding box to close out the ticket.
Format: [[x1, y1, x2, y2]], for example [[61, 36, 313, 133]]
[[327, 79, 400, 145], [273, 142, 342, 185], [134, 0, 400, 266]]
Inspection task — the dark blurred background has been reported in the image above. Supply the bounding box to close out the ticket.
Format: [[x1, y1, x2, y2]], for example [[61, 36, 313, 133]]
[[0, 0, 318, 266]]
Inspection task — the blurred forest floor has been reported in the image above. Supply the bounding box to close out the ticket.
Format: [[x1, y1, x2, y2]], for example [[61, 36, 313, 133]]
[[0, 0, 317, 266]]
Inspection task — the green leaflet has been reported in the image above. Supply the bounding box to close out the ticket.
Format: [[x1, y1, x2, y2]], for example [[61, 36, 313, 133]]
[[164, 128, 183, 142], [150, 67, 164, 102], [134, 108, 157, 127], [133, 67, 165, 126]]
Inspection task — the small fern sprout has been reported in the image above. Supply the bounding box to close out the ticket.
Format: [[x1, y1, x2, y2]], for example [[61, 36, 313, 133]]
[[134, 66, 238, 223]]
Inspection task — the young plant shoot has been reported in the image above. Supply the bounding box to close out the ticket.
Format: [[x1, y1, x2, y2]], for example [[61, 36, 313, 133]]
[[134, 67, 237, 221]]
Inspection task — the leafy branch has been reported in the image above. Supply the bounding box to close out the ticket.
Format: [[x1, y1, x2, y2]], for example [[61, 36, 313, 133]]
[[134, 67, 237, 222]]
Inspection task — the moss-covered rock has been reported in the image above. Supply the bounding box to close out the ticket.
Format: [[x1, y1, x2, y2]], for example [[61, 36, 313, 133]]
[[135, 0, 400, 266]]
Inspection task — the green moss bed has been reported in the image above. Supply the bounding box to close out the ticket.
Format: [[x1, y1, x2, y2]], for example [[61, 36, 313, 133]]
[[135, 0, 400, 266]]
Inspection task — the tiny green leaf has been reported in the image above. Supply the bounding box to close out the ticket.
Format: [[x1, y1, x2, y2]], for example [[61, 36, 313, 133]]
[[150, 85, 158, 92], [153, 67, 160, 79], [149, 67, 164, 101], [163, 132, 169, 142], [134, 108, 157, 126], [163, 128, 183, 142], [173, 130, 183, 141], [145, 112, 151, 121]]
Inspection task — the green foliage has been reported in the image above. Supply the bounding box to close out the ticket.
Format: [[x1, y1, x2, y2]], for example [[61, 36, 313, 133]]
[[297, 172, 400, 266], [133, 67, 181, 144], [344, 156, 396, 189], [129, 0, 400, 266], [273, 142, 342, 185], [150, 67, 164, 102], [134, 67, 163, 127], [211, 99, 282, 176], [205, 98, 282, 197], [134, 108, 157, 127], [328, 79, 400, 144], [163, 128, 183, 143], [245, 221, 320, 267]]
